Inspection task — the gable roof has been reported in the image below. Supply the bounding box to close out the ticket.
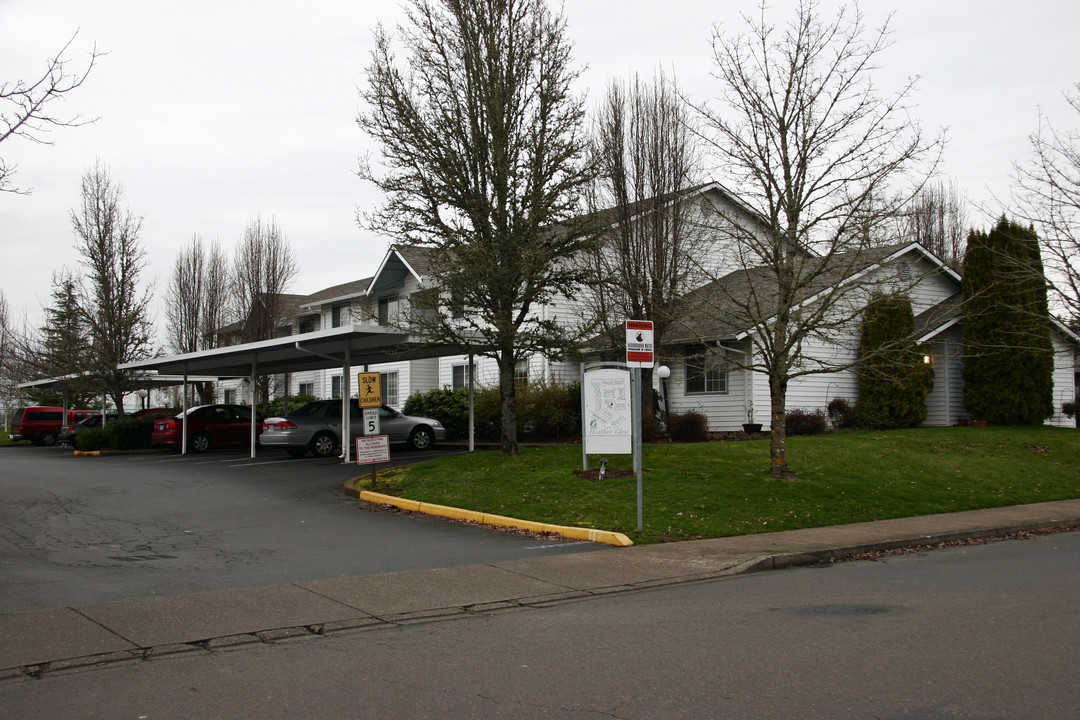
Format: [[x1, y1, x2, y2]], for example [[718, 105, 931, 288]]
[[297, 277, 373, 311], [666, 242, 957, 345]]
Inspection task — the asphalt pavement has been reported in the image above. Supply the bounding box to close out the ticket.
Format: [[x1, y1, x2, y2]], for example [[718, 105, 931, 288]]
[[3, 496, 1078, 683]]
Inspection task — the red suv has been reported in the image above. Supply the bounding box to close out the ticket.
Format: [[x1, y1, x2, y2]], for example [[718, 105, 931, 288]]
[[10, 407, 101, 446]]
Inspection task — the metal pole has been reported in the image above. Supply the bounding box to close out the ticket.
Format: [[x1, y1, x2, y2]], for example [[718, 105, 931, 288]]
[[181, 368, 189, 455], [468, 353, 475, 453], [342, 346, 352, 463], [250, 356, 258, 459], [633, 366, 643, 531], [580, 362, 587, 471]]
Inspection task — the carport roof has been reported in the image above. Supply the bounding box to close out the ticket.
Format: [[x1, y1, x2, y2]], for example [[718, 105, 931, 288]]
[[19, 371, 221, 391], [119, 323, 473, 377]]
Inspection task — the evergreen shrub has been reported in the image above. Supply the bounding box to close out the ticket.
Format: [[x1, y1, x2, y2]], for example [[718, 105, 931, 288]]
[[857, 292, 933, 429], [74, 428, 108, 451]]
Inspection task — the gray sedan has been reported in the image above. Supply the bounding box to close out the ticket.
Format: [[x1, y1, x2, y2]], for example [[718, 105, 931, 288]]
[[260, 399, 446, 458]]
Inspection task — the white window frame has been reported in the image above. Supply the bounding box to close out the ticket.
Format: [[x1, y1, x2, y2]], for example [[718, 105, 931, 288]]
[[685, 346, 728, 395], [381, 371, 399, 407]]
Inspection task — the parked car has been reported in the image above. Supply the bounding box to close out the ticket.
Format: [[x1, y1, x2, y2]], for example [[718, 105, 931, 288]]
[[58, 413, 118, 446], [10, 407, 101, 446], [260, 399, 446, 458], [131, 407, 177, 421], [151, 404, 263, 453]]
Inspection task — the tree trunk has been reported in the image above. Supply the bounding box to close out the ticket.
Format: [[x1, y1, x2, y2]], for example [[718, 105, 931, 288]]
[[769, 371, 788, 478], [497, 352, 518, 457]]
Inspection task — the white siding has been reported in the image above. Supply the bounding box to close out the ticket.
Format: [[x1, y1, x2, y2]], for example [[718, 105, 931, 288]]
[[1049, 334, 1078, 428], [922, 325, 964, 427]]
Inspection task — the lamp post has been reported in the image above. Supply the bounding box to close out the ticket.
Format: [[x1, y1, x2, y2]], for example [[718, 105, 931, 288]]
[[656, 365, 671, 436], [137, 388, 149, 412]]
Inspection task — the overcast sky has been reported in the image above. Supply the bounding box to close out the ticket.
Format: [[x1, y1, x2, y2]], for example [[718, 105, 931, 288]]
[[2, 0, 1078, 336]]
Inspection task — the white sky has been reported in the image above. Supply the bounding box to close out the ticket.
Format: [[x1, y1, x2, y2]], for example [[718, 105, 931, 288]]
[[1, 0, 1078, 336]]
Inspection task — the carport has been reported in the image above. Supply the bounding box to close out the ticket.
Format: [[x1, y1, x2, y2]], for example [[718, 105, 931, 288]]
[[119, 323, 479, 461], [17, 371, 221, 428]]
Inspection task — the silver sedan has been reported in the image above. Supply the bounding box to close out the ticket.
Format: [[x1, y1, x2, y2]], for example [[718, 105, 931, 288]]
[[260, 399, 446, 458]]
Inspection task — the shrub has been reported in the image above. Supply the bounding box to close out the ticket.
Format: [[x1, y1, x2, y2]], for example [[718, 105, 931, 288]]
[[261, 394, 317, 418], [827, 397, 859, 429], [404, 387, 472, 439], [786, 408, 827, 436], [668, 410, 708, 443], [104, 418, 154, 450], [74, 428, 108, 451], [517, 379, 581, 441], [857, 293, 933, 429], [1062, 400, 1078, 419]]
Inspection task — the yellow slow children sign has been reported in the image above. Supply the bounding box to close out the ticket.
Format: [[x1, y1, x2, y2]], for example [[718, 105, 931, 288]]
[[357, 373, 382, 408]]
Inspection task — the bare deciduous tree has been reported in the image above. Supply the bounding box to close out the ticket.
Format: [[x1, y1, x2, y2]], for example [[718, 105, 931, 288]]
[[1013, 82, 1080, 324], [232, 215, 298, 344], [898, 180, 969, 267], [357, 0, 598, 456], [71, 162, 155, 414], [587, 70, 706, 429], [1, 32, 101, 194], [166, 235, 231, 403], [692, 0, 941, 478]]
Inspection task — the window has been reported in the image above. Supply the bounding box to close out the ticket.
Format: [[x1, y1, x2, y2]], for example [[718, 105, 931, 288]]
[[331, 375, 342, 399], [378, 295, 399, 325], [298, 382, 314, 397], [299, 316, 318, 334], [380, 372, 399, 407], [452, 364, 471, 390], [685, 346, 728, 394], [514, 359, 529, 385], [224, 389, 237, 404], [331, 304, 349, 328]]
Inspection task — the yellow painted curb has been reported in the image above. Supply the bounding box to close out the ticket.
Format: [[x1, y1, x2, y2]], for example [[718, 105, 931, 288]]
[[73, 450, 101, 457], [351, 484, 633, 547]]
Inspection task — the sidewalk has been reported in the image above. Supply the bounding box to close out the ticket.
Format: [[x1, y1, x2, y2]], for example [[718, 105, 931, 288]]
[[2, 498, 1078, 682]]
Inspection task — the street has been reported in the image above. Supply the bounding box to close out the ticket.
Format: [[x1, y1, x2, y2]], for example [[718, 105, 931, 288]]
[[2, 529, 1077, 718]]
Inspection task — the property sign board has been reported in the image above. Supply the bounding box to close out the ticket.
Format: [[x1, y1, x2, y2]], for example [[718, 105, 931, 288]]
[[357, 373, 382, 408], [582, 366, 632, 455], [362, 407, 380, 436], [355, 435, 390, 464], [625, 320, 654, 368]]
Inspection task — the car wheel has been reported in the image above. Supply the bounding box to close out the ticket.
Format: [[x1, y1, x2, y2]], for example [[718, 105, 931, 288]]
[[408, 426, 434, 451], [190, 431, 211, 453], [37, 431, 58, 447], [286, 447, 308, 458], [309, 431, 337, 458]]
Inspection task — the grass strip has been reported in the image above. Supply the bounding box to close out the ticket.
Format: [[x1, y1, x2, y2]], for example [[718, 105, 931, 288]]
[[355, 426, 1080, 544]]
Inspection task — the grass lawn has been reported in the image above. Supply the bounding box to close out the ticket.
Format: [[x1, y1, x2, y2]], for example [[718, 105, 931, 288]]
[[358, 426, 1080, 544]]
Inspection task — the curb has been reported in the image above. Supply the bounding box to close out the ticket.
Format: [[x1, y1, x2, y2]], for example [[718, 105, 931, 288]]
[[343, 480, 634, 547]]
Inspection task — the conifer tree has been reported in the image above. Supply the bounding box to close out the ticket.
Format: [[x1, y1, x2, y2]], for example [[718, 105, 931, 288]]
[[961, 217, 1053, 424], [857, 293, 933, 428]]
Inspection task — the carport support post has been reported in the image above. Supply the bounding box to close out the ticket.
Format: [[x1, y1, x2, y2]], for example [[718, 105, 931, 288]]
[[250, 356, 258, 459], [181, 369, 189, 456], [342, 347, 352, 463]]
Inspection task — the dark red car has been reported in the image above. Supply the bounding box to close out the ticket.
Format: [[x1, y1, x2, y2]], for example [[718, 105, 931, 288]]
[[151, 404, 263, 453]]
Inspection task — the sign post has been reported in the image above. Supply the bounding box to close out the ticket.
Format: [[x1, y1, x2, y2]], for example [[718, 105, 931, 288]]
[[356, 434, 390, 487], [625, 320, 653, 531]]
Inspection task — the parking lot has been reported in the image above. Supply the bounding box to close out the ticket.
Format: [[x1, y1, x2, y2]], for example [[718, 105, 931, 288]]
[[0, 445, 606, 614]]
